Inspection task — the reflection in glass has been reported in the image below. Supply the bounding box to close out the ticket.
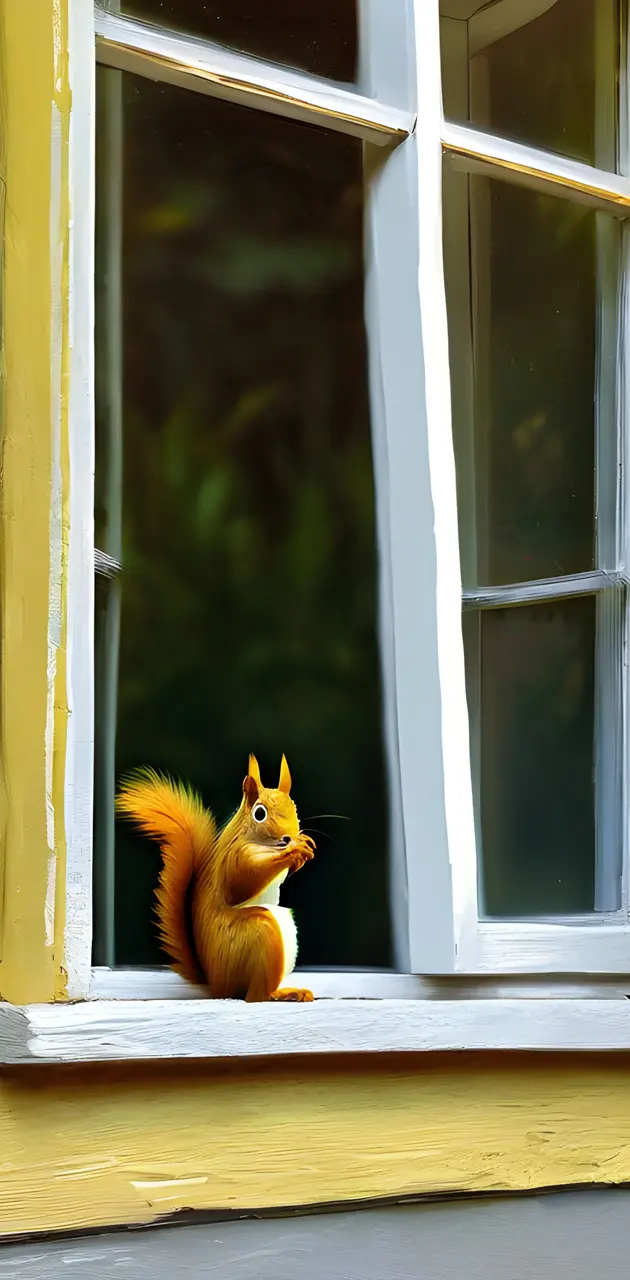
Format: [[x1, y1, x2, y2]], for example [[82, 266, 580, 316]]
[[439, 0, 618, 169], [443, 174, 612, 587], [464, 596, 596, 917], [94, 68, 391, 969], [119, 0, 358, 84]]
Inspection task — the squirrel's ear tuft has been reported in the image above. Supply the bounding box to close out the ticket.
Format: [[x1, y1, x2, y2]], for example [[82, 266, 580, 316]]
[[278, 754, 292, 795], [248, 754, 262, 787]]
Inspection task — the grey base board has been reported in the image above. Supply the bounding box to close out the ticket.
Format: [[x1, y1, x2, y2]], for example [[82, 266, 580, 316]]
[[2, 1188, 630, 1277]]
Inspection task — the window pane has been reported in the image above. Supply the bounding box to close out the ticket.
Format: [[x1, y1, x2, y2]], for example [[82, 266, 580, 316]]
[[440, 0, 619, 169], [464, 596, 596, 917], [442, 173, 615, 587], [118, 0, 358, 84], [94, 68, 391, 969]]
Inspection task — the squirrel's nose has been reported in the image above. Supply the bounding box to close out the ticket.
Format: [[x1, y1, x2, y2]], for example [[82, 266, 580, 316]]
[[280, 835, 291, 846]]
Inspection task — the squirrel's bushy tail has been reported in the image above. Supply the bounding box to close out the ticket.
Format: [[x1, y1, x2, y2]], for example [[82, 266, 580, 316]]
[[116, 770, 216, 983]]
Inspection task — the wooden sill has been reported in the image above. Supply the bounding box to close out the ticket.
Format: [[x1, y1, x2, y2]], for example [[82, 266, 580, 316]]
[[2, 996, 630, 1064]]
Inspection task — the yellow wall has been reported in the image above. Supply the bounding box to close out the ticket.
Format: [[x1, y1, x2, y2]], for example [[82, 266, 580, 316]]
[[2, 1, 630, 1251], [1, 1053, 630, 1238], [0, 0, 71, 1004]]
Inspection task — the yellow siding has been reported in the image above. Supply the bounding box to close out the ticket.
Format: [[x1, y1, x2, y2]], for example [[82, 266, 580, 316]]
[[0, 0, 71, 1003], [1, 1054, 630, 1237]]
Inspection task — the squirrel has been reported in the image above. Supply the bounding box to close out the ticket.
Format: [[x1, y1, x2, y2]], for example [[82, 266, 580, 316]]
[[115, 753, 316, 1002]]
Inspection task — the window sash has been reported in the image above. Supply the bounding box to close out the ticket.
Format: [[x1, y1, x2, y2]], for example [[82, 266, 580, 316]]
[[89, 0, 431, 982], [437, 0, 630, 972]]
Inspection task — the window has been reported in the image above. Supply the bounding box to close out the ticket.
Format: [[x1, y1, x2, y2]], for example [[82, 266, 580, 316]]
[[86, 0, 630, 992]]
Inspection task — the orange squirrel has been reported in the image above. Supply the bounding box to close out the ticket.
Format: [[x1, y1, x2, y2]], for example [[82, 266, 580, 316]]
[[116, 754, 316, 1002]]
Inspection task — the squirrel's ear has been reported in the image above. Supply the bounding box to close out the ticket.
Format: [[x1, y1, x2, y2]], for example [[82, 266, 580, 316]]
[[278, 754, 292, 795], [243, 773, 259, 806]]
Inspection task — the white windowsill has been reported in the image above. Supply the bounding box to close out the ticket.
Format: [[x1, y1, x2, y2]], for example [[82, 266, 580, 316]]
[[90, 966, 630, 1001], [3, 995, 630, 1064]]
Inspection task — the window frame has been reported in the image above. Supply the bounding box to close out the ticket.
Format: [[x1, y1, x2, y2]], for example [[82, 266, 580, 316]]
[[6, 0, 630, 1026]]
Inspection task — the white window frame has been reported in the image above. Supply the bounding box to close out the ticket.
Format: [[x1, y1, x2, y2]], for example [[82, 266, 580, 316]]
[[64, 0, 630, 1019]]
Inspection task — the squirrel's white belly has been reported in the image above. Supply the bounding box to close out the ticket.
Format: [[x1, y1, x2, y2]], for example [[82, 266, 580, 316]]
[[243, 870, 298, 980], [265, 905, 298, 981]]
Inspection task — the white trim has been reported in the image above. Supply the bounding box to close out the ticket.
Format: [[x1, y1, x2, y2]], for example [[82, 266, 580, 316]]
[[442, 120, 630, 214], [357, 0, 415, 111], [4, 997, 630, 1063], [406, 0, 478, 973], [94, 8, 414, 146], [470, 921, 630, 973], [91, 968, 429, 1000], [64, 0, 96, 999]]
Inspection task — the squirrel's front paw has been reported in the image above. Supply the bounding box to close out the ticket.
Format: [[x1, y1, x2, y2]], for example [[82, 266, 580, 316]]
[[296, 833, 316, 860], [286, 834, 315, 871], [270, 987, 314, 1002]]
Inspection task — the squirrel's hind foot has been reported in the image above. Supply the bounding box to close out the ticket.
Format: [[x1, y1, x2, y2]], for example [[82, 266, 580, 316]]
[[270, 987, 314, 1002]]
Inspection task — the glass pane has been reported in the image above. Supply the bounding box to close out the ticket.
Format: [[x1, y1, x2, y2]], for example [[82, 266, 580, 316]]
[[440, 0, 619, 169], [94, 67, 391, 969], [464, 596, 596, 917], [442, 172, 614, 587], [118, 0, 358, 84]]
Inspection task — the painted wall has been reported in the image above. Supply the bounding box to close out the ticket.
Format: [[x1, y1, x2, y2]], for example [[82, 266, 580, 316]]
[[2, 5, 630, 1258], [1, 1188, 629, 1278], [2, 1053, 630, 1239]]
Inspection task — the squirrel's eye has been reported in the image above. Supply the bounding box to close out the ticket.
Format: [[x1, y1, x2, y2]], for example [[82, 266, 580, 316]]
[[252, 804, 268, 824]]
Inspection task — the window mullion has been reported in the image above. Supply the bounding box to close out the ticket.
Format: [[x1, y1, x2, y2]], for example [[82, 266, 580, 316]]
[[389, 0, 478, 975], [357, 0, 415, 112]]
